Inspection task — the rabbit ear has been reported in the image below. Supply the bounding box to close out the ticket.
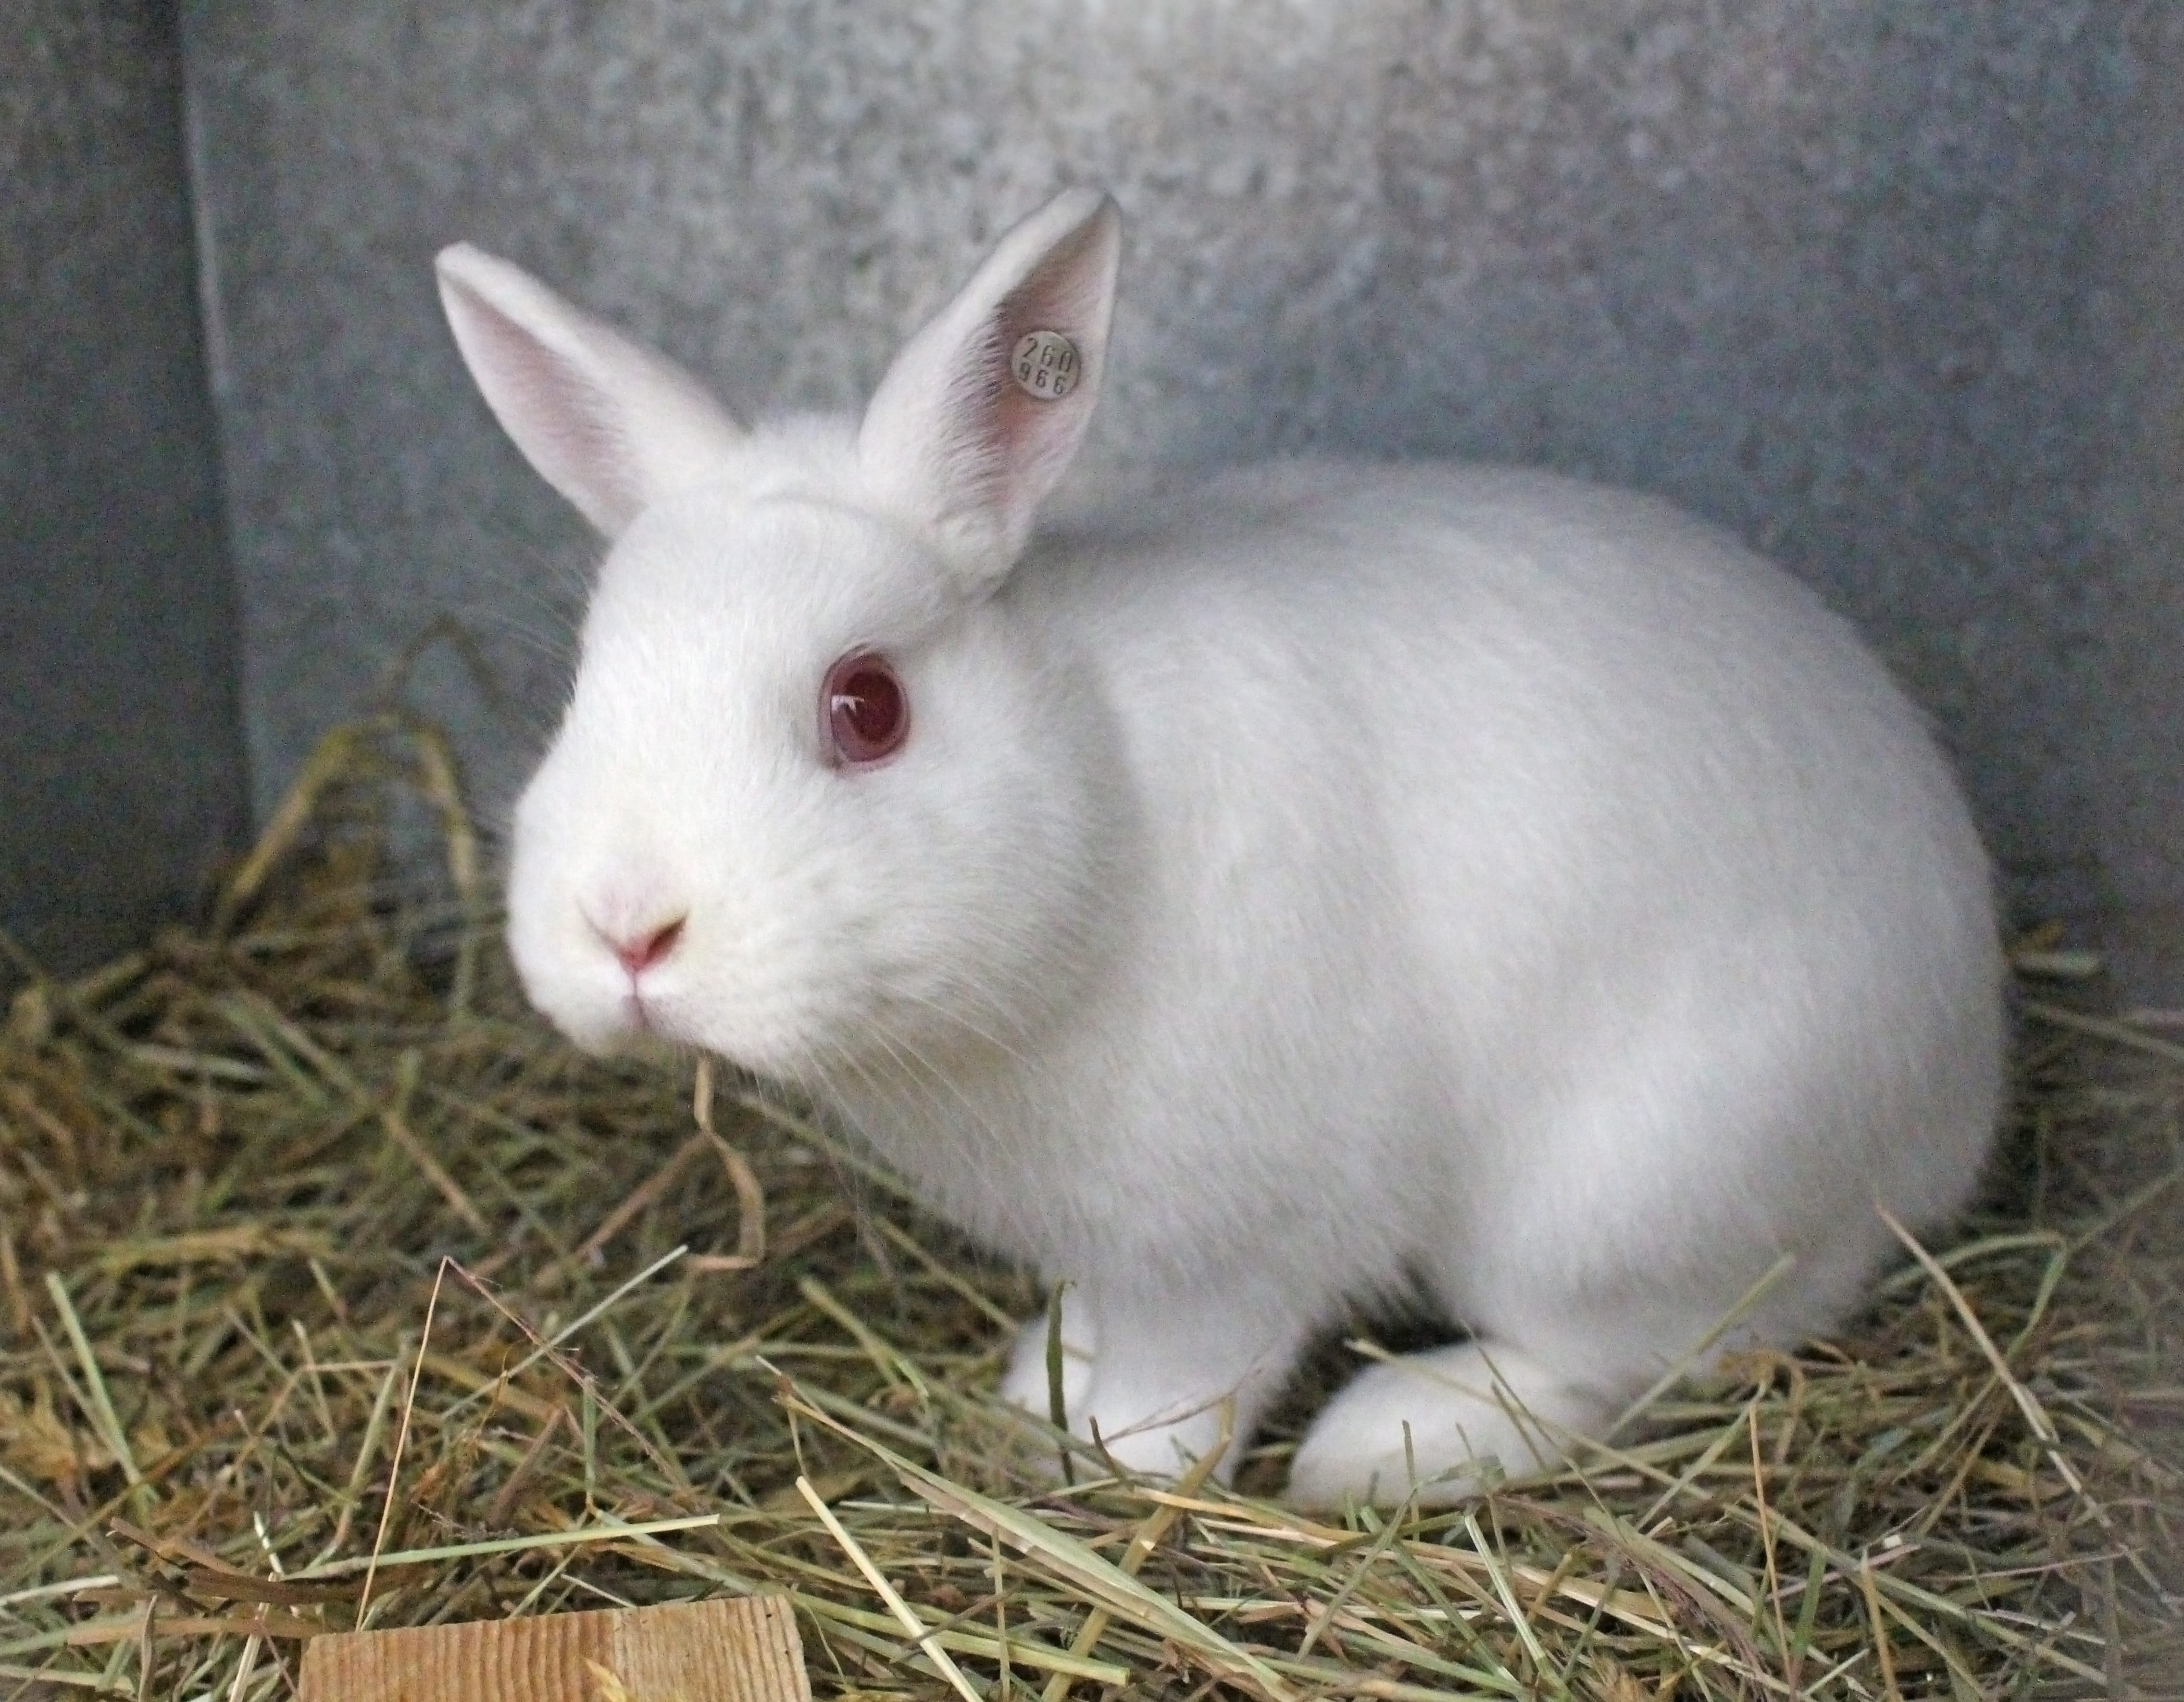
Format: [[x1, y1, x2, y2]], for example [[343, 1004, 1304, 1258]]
[[858, 188, 1121, 589], [436, 244, 746, 539]]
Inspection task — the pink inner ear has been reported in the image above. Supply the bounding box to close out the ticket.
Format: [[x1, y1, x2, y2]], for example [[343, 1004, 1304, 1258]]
[[450, 285, 638, 529], [958, 227, 1112, 511], [981, 339, 1061, 491], [858, 190, 1118, 571]]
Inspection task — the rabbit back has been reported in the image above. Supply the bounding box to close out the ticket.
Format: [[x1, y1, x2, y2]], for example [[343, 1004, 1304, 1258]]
[[970, 459, 2003, 1311]]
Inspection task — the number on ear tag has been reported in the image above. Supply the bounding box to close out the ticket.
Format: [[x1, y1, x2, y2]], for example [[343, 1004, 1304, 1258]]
[[1010, 331, 1081, 400]]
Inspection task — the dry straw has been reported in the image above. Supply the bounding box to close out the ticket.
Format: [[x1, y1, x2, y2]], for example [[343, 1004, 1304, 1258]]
[[1, 712, 2179, 1699]]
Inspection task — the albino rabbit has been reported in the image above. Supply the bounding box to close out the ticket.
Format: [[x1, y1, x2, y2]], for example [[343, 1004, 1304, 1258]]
[[436, 188, 2003, 1507]]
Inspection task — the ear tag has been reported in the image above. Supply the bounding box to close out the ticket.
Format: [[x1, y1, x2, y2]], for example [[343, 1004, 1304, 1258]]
[[1010, 330, 1081, 400]]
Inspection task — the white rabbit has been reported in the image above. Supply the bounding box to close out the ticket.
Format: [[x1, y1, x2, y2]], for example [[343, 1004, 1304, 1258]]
[[437, 187, 2004, 1507]]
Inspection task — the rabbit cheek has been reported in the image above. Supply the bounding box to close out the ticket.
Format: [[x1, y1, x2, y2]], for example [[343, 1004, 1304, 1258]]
[[504, 901, 632, 1055], [504, 764, 656, 1053], [501, 865, 625, 1055]]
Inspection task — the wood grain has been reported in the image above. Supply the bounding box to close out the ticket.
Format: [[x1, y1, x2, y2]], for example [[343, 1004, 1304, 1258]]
[[297, 1595, 809, 1702]]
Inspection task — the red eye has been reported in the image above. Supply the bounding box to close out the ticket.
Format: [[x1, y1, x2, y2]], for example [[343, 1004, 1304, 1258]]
[[823, 652, 909, 766]]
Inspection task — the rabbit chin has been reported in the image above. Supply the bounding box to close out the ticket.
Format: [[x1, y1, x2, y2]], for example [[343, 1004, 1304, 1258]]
[[521, 968, 774, 1074], [503, 947, 660, 1058], [503, 922, 848, 1084]]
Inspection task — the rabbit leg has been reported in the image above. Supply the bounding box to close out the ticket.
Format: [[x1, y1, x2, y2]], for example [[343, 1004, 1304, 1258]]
[[1286, 1340, 1615, 1508], [1003, 1281, 1312, 1482], [999, 1286, 1097, 1419], [1286, 1239, 1879, 1509]]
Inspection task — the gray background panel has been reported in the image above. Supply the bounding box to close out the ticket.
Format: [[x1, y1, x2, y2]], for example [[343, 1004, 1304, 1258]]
[[8, 2, 2176, 989], [1, 1, 247, 977], [2088, 6, 2184, 994], [176, 1, 2166, 956]]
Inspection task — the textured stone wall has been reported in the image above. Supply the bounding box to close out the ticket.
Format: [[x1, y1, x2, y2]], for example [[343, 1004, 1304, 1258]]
[[177, 1, 2177, 976], [1, 2, 247, 977], [2087, 8, 2184, 997]]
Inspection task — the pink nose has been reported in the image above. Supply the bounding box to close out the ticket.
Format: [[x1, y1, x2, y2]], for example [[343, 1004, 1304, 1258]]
[[609, 917, 685, 976]]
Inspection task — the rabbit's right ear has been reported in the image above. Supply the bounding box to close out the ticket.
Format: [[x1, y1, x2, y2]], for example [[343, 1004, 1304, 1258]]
[[435, 245, 745, 539]]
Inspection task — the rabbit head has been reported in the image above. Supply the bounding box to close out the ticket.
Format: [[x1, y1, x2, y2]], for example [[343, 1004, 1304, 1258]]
[[437, 190, 1127, 1084]]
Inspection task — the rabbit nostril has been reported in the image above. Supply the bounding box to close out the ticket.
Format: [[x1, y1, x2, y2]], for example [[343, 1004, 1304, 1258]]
[[611, 917, 685, 976]]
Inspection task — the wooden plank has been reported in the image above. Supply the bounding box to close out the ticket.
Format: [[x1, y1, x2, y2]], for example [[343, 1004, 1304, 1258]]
[[298, 1595, 810, 1702]]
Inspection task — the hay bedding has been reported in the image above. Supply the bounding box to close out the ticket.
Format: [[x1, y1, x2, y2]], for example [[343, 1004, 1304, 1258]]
[[0, 717, 2179, 1701]]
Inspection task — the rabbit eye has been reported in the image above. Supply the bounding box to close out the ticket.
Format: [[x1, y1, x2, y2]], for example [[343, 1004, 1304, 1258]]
[[823, 652, 909, 767]]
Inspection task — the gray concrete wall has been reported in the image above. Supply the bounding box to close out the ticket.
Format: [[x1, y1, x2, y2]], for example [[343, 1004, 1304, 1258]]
[[1, 2, 247, 978], [177, 1, 2178, 978], [2088, 7, 2184, 999]]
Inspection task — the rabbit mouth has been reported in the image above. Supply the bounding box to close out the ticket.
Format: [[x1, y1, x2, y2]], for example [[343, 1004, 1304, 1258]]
[[615, 985, 731, 1057]]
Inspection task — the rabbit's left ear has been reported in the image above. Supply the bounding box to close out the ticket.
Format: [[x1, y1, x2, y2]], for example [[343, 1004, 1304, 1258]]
[[858, 189, 1121, 590]]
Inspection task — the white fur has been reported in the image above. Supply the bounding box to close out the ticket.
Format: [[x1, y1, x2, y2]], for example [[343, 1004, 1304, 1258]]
[[441, 190, 2004, 1508]]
